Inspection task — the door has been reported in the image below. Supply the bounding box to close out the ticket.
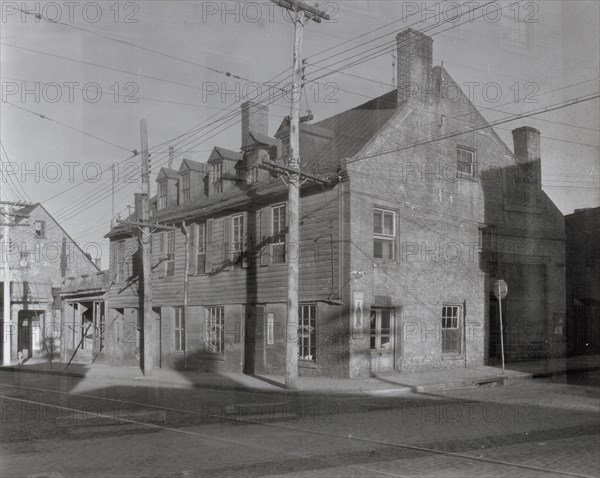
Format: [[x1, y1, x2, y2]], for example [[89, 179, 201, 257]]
[[370, 308, 394, 372], [244, 305, 265, 374], [18, 313, 32, 359], [92, 301, 105, 360]]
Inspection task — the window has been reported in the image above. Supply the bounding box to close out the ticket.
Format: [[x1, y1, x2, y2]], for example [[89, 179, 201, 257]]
[[442, 305, 462, 354], [206, 307, 224, 354], [231, 214, 244, 264], [175, 307, 185, 352], [20, 252, 29, 268], [158, 181, 167, 210], [212, 162, 223, 193], [373, 208, 396, 261], [165, 231, 175, 276], [478, 225, 496, 251], [267, 313, 275, 346], [181, 173, 190, 204], [298, 304, 316, 361], [34, 220, 45, 238], [112, 241, 131, 283], [457, 147, 476, 177], [271, 204, 286, 264], [197, 223, 207, 274]]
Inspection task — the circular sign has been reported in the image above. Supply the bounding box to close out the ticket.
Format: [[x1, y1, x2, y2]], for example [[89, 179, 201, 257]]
[[494, 279, 508, 300]]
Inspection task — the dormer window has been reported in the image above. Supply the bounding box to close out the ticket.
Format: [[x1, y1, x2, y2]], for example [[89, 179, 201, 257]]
[[158, 181, 167, 209], [212, 162, 223, 193], [181, 173, 190, 204]]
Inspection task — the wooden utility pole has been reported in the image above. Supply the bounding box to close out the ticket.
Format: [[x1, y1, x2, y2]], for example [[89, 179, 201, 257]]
[[0, 200, 30, 365], [270, 0, 329, 390], [140, 119, 154, 375]]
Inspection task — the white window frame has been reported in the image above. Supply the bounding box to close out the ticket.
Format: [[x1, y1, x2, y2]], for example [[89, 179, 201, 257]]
[[181, 173, 190, 204], [298, 304, 316, 362], [266, 313, 275, 346], [457, 147, 476, 178], [231, 214, 244, 263], [206, 306, 224, 354], [373, 208, 396, 261], [212, 162, 223, 193], [442, 305, 463, 354], [158, 181, 167, 210], [271, 204, 286, 264], [165, 231, 175, 277], [175, 307, 185, 352]]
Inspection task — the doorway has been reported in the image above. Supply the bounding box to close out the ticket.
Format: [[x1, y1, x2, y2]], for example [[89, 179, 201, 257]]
[[244, 305, 265, 374], [370, 308, 395, 372]]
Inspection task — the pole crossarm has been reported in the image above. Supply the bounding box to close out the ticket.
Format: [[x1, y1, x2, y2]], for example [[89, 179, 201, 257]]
[[257, 161, 331, 186], [270, 0, 330, 22]]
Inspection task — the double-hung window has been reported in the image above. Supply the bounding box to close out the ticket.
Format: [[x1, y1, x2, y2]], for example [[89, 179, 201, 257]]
[[271, 204, 286, 264], [181, 173, 190, 204], [231, 214, 244, 264], [175, 307, 185, 352], [298, 304, 316, 361], [158, 181, 167, 209], [165, 231, 175, 276], [212, 162, 223, 193], [457, 147, 476, 178], [206, 307, 224, 354], [373, 208, 396, 261]]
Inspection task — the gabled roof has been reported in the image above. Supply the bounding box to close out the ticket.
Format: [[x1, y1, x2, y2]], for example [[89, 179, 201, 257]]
[[179, 158, 209, 174], [157, 167, 179, 181], [208, 147, 243, 163], [242, 130, 280, 149], [14, 203, 101, 272]]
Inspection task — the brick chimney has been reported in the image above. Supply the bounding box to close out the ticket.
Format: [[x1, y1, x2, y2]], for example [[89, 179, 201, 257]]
[[512, 126, 541, 164], [396, 28, 433, 104], [512, 126, 541, 188], [241, 101, 269, 144]]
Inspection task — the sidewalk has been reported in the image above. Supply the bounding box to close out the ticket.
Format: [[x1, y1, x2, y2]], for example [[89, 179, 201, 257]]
[[2, 355, 599, 396]]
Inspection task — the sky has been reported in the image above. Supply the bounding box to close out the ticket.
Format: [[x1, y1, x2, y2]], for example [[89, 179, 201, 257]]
[[1, 0, 599, 268]]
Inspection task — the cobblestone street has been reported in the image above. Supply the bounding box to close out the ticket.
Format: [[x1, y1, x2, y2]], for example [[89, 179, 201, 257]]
[[1, 370, 598, 477]]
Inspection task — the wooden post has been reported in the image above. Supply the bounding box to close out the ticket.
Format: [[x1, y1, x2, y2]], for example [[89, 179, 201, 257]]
[[270, 0, 329, 390], [140, 119, 154, 375]]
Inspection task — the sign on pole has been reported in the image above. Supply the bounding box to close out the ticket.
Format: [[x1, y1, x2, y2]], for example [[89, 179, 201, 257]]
[[494, 279, 508, 374]]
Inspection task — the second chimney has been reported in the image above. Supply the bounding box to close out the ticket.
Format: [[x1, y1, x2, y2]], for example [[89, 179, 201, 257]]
[[512, 126, 541, 164], [241, 101, 269, 145], [396, 28, 433, 104]]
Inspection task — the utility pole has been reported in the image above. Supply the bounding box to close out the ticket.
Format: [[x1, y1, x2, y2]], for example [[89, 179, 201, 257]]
[[140, 119, 154, 375], [1, 200, 30, 365], [111, 164, 115, 227], [270, 0, 329, 390]]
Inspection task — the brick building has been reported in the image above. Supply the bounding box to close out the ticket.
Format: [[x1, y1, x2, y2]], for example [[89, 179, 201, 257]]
[[566, 207, 600, 355], [104, 29, 565, 377], [0, 203, 101, 363]]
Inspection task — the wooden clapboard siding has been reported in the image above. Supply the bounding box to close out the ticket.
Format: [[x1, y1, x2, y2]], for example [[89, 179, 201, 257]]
[[143, 185, 341, 307], [106, 235, 141, 308]]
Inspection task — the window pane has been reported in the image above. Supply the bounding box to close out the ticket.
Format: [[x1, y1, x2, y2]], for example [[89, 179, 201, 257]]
[[373, 211, 382, 234], [374, 240, 383, 259], [383, 213, 394, 236]]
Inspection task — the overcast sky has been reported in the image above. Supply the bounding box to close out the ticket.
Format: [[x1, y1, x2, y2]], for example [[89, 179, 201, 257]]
[[1, 0, 599, 267]]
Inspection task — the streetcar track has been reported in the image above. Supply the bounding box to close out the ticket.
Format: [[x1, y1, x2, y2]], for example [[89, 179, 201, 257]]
[[1, 381, 596, 478]]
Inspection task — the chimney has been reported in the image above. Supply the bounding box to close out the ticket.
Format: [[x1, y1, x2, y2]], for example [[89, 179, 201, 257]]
[[396, 28, 433, 103], [512, 126, 541, 164], [241, 101, 269, 144], [512, 126, 541, 187]]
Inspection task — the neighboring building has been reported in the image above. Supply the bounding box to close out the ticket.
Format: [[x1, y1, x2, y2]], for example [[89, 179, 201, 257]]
[[0, 203, 101, 363], [104, 29, 566, 377], [566, 207, 600, 355], [60, 271, 110, 365]]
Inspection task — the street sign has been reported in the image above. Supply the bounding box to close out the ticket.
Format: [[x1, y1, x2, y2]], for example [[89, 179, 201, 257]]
[[494, 279, 508, 300]]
